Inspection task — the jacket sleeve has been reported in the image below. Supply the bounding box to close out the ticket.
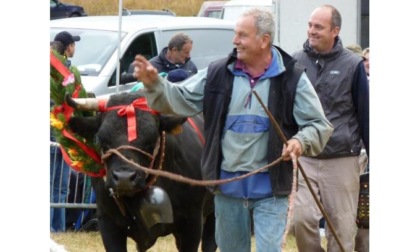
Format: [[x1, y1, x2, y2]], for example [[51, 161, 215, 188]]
[[292, 72, 334, 156], [143, 68, 208, 116], [120, 64, 137, 84]]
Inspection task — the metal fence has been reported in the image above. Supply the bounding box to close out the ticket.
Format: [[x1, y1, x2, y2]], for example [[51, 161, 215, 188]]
[[50, 142, 97, 231]]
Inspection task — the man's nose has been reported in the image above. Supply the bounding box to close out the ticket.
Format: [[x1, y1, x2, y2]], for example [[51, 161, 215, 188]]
[[232, 35, 239, 45]]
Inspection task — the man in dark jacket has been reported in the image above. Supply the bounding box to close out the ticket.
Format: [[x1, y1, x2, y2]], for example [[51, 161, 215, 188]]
[[132, 8, 333, 252], [121, 32, 197, 84], [290, 5, 369, 252]]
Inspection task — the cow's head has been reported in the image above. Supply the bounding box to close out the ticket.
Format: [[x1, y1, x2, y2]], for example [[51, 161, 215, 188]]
[[66, 92, 187, 197]]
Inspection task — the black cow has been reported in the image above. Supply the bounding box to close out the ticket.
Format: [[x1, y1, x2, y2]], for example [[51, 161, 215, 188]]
[[66, 91, 216, 252]]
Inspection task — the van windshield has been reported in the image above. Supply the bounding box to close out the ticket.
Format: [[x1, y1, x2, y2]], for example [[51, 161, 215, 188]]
[[50, 29, 127, 76]]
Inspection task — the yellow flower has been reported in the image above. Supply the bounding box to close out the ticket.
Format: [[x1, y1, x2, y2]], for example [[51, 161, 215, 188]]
[[51, 120, 64, 130], [68, 148, 79, 158], [72, 160, 84, 169], [50, 113, 64, 130]]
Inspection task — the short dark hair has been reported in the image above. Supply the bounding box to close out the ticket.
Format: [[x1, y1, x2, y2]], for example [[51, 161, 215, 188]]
[[167, 33, 193, 51], [322, 5, 342, 30], [50, 41, 65, 55]]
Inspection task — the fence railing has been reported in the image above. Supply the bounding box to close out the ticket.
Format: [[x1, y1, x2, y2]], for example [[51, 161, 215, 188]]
[[50, 141, 97, 231]]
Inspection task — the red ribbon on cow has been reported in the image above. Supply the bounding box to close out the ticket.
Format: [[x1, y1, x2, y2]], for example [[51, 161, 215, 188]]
[[118, 104, 138, 142], [100, 97, 158, 142], [98, 99, 108, 112]]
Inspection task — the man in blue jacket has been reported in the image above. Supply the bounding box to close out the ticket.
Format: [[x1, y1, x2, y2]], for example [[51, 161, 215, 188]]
[[132, 8, 333, 252]]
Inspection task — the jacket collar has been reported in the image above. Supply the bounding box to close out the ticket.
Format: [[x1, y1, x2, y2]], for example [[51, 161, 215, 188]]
[[159, 47, 192, 67], [226, 45, 296, 75], [303, 36, 343, 61]]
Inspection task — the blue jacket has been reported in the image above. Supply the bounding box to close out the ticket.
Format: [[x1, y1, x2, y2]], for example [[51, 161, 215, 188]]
[[142, 46, 333, 198], [202, 46, 304, 196]]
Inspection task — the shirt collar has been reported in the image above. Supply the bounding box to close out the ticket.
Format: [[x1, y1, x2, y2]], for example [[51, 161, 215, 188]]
[[234, 58, 270, 79]]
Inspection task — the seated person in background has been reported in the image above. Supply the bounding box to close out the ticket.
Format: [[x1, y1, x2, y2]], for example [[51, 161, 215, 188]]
[[121, 32, 198, 84]]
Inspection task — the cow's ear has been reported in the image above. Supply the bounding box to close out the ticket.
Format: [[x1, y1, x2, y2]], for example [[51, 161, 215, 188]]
[[68, 116, 101, 139], [159, 115, 187, 135]]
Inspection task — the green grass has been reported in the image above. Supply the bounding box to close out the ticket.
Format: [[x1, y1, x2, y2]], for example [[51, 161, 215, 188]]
[[51, 231, 323, 252]]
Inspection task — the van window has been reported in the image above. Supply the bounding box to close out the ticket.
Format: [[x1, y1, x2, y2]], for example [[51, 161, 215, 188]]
[[207, 10, 223, 19], [197, 1, 227, 19], [108, 32, 158, 87], [160, 29, 235, 70]]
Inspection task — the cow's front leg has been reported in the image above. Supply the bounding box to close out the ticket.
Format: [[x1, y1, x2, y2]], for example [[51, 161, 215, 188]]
[[98, 216, 128, 252], [173, 213, 203, 252]]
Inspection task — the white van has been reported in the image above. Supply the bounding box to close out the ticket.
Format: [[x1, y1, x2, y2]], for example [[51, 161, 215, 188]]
[[221, 0, 272, 21], [50, 15, 235, 98], [197, 1, 228, 19]]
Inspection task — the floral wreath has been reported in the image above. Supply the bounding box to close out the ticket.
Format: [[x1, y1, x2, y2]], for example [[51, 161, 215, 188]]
[[50, 49, 105, 177]]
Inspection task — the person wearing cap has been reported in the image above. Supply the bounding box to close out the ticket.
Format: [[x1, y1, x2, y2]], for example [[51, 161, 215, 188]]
[[53, 31, 81, 67], [50, 30, 81, 233], [346, 43, 364, 58], [121, 32, 197, 84], [347, 44, 370, 80]]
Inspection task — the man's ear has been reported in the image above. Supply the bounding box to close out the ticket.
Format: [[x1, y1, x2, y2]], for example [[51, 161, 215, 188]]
[[332, 26, 340, 38], [261, 33, 271, 49]]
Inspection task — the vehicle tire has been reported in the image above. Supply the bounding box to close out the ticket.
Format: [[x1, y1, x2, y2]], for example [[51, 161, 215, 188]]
[[70, 13, 80, 17]]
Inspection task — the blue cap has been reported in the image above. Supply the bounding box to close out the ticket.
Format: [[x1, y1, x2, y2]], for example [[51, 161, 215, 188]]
[[167, 69, 189, 82]]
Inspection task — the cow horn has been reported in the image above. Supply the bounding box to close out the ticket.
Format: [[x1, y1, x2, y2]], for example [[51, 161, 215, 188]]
[[65, 93, 101, 111]]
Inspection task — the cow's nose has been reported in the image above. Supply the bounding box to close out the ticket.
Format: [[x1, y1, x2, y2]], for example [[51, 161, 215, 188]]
[[112, 170, 138, 187]]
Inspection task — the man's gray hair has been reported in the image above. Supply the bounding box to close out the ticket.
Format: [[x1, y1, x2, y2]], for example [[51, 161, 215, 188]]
[[241, 8, 275, 45], [168, 32, 193, 51]]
